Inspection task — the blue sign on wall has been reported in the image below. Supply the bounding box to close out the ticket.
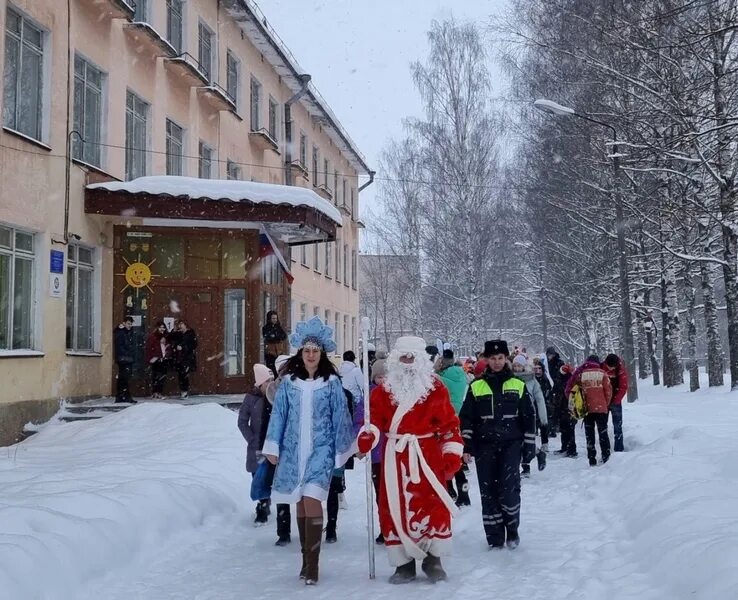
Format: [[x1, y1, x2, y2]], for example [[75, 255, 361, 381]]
[[50, 250, 64, 274]]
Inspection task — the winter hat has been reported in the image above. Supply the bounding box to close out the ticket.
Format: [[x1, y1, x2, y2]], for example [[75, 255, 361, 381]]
[[275, 354, 291, 373], [512, 354, 528, 368], [560, 363, 573, 375], [483, 340, 510, 357], [371, 359, 387, 382], [425, 344, 439, 359], [394, 336, 428, 357], [587, 354, 600, 363], [253, 363, 274, 387], [442, 348, 454, 360], [545, 346, 557, 356]]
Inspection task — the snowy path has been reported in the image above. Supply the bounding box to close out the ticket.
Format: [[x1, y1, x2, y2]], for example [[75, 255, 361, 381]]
[[4, 380, 738, 599], [77, 441, 662, 600]]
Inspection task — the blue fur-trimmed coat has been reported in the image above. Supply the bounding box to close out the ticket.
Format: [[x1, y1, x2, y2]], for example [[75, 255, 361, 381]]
[[262, 374, 355, 503]]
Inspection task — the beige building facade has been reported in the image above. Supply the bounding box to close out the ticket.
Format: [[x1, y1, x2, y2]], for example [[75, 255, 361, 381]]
[[0, 0, 371, 444]]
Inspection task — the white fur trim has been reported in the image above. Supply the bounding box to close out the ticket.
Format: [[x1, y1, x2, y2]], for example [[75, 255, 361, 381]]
[[387, 544, 413, 567], [442, 441, 464, 456], [261, 440, 279, 458], [428, 537, 452, 557]]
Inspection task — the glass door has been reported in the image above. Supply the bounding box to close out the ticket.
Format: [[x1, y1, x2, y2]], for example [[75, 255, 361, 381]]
[[224, 289, 246, 376]]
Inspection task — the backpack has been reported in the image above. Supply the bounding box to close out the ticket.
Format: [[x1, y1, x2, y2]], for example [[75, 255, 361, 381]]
[[568, 384, 588, 420]]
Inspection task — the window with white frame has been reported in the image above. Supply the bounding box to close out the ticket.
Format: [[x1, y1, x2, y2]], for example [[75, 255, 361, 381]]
[[198, 141, 212, 178], [3, 7, 45, 141], [324, 309, 330, 327], [351, 317, 356, 352], [343, 243, 349, 286], [313, 306, 320, 317], [0, 225, 35, 350], [343, 315, 348, 354], [125, 90, 148, 180], [268, 97, 278, 140], [250, 77, 261, 131], [300, 303, 307, 323], [335, 237, 341, 282], [351, 187, 356, 218], [313, 243, 321, 273], [227, 159, 241, 180], [312, 146, 319, 186], [66, 245, 95, 351], [325, 243, 332, 278], [300, 243, 308, 267], [198, 22, 214, 82], [133, 0, 148, 22], [342, 179, 347, 208], [166, 0, 184, 54], [226, 50, 239, 107], [323, 159, 329, 187], [334, 170, 339, 205], [73, 55, 104, 167], [299, 132, 307, 168], [352, 249, 357, 289], [166, 118, 184, 176], [334, 313, 340, 353]]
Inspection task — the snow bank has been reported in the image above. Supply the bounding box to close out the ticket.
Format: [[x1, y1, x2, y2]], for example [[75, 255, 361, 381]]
[[604, 385, 738, 599], [0, 403, 248, 599]]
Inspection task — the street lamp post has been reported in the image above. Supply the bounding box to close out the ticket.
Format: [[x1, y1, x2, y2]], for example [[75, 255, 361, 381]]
[[533, 99, 638, 401]]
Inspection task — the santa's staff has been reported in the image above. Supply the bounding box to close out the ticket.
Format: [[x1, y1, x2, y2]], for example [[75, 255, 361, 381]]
[[360, 317, 376, 579]]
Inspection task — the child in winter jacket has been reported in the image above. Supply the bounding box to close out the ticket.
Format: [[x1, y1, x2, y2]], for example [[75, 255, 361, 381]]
[[512, 355, 548, 474]]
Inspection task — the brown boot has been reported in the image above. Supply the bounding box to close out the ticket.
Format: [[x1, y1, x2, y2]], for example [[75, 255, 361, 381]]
[[297, 516, 307, 579], [304, 515, 323, 585]]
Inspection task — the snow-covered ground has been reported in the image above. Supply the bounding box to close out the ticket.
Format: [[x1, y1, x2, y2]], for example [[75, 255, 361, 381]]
[[2, 378, 737, 600]]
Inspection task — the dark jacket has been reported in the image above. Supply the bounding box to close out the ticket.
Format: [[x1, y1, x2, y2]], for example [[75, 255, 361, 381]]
[[262, 322, 287, 357], [172, 329, 198, 371], [460, 366, 537, 464], [113, 326, 135, 364], [535, 372, 553, 403], [238, 386, 271, 473]]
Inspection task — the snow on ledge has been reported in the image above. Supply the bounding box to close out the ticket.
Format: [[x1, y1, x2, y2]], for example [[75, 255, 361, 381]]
[[86, 176, 343, 225]]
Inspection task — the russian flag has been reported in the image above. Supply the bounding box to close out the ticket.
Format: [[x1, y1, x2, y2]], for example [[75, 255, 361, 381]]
[[259, 228, 295, 285]]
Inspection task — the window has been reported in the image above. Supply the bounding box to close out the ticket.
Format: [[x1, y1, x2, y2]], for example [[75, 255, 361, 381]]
[[335, 237, 341, 282], [351, 249, 357, 289], [224, 289, 246, 376], [334, 170, 339, 205], [198, 23, 214, 82], [166, 119, 184, 176], [73, 55, 104, 167], [133, 0, 148, 22], [343, 316, 348, 354], [351, 317, 356, 352], [324, 309, 330, 327], [227, 159, 241, 180], [226, 51, 239, 106], [261, 253, 279, 285], [313, 243, 321, 273], [313, 306, 320, 317], [312, 146, 319, 186], [334, 313, 340, 353], [300, 303, 307, 323], [0, 225, 35, 350], [268, 97, 278, 140], [3, 7, 44, 140], [300, 244, 308, 267], [125, 91, 148, 180], [323, 159, 329, 187], [66, 245, 95, 351], [342, 179, 348, 208], [325, 243, 332, 278], [166, 0, 184, 55], [351, 187, 356, 218], [198, 141, 212, 178], [341, 244, 348, 285], [250, 77, 261, 131], [299, 132, 307, 168]]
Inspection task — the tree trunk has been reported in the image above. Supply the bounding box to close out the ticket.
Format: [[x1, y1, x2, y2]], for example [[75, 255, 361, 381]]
[[698, 244, 724, 387], [661, 258, 683, 387], [682, 265, 700, 392]]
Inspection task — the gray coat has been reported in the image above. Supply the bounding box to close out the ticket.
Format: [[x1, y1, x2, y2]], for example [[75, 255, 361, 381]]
[[238, 388, 268, 473], [517, 370, 548, 426]]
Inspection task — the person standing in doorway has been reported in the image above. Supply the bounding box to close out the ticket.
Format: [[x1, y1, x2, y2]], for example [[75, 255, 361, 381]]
[[262, 317, 354, 585], [145, 321, 171, 399], [263, 311, 288, 377], [172, 319, 198, 398], [113, 316, 136, 404]]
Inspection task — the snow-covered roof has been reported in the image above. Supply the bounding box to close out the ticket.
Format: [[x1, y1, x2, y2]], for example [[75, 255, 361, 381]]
[[86, 176, 342, 225]]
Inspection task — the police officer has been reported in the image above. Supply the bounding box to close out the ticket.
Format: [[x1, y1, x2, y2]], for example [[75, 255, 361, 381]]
[[460, 340, 536, 549]]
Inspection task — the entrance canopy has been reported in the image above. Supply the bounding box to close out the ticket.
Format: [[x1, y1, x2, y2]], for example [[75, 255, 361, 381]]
[[85, 176, 341, 245]]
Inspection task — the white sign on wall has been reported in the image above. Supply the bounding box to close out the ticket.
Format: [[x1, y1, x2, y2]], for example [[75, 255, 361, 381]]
[[49, 273, 64, 298]]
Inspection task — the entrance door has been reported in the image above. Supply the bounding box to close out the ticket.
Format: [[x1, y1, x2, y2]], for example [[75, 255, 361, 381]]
[[220, 288, 249, 393], [148, 286, 220, 395]]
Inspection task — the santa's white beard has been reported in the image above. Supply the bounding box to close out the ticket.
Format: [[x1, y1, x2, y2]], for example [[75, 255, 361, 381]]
[[385, 351, 435, 407]]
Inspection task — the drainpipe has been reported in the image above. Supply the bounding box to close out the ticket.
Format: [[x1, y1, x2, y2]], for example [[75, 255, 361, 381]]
[[284, 74, 311, 186], [358, 170, 376, 193]]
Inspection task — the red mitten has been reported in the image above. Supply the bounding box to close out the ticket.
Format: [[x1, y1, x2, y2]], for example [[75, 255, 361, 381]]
[[357, 426, 378, 454], [443, 453, 462, 480]]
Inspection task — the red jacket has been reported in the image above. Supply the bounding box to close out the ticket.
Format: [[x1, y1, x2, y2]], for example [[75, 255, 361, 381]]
[[473, 359, 488, 377], [567, 361, 612, 414], [602, 358, 628, 405], [145, 332, 171, 363]]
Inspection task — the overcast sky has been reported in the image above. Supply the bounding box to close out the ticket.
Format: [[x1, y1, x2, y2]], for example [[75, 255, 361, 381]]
[[260, 0, 511, 212]]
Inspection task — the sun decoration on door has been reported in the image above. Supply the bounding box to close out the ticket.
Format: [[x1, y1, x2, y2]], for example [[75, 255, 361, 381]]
[[118, 253, 157, 296]]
